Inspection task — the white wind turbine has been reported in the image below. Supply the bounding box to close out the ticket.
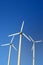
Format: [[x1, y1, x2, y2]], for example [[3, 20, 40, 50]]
[[8, 21, 31, 65], [29, 35, 42, 65], [1, 36, 17, 65]]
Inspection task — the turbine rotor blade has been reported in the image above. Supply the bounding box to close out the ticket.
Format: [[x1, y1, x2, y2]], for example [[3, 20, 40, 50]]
[[35, 40, 42, 43], [20, 21, 24, 32], [12, 44, 17, 51], [29, 35, 34, 42], [8, 32, 20, 37], [1, 43, 9, 46], [23, 33, 31, 41], [10, 36, 14, 43]]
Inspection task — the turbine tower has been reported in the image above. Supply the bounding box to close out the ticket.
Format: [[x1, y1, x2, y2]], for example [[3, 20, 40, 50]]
[[17, 21, 24, 65], [1, 36, 17, 65], [8, 21, 31, 65], [29, 35, 42, 65]]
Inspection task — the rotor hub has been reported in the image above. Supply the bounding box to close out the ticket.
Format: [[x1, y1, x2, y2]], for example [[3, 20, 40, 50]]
[[10, 43, 12, 46], [20, 32, 22, 35]]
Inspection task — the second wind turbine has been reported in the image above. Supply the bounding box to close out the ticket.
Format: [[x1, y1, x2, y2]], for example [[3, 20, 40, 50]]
[[1, 36, 17, 65]]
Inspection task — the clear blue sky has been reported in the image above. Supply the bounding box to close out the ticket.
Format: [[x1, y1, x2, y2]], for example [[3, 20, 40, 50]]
[[0, 0, 43, 65]]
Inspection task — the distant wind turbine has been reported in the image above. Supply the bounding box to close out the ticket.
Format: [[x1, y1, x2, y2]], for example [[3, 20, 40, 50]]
[[29, 35, 42, 65], [8, 21, 31, 65], [1, 36, 17, 65]]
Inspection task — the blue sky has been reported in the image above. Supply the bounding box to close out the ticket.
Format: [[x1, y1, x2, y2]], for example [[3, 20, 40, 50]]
[[0, 0, 43, 65]]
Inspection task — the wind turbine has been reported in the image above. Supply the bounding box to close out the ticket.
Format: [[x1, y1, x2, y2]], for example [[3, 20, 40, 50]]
[[0, 36, 17, 65], [29, 35, 42, 65], [8, 21, 31, 65]]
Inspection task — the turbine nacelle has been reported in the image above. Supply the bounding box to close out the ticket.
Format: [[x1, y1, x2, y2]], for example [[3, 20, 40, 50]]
[[20, 32, 22, 35], [8, 32, 20, 37], [10, 43, 12, 46]]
